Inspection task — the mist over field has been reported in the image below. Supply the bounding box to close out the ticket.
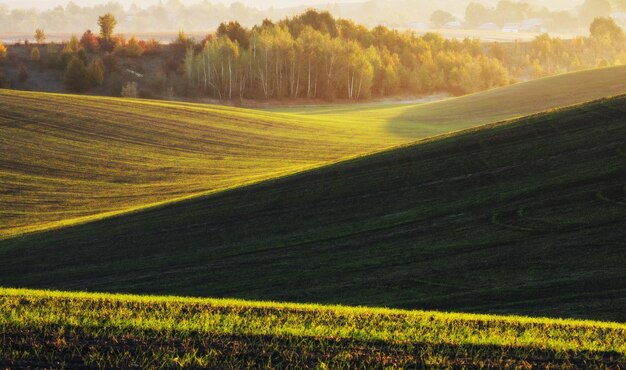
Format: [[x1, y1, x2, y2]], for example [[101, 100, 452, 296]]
[[2, 0, 366, 10]]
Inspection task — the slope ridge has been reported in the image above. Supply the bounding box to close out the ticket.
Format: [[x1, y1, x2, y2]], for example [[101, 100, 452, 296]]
[[3, 66, 626, 238], [2, 95, 625, 321]]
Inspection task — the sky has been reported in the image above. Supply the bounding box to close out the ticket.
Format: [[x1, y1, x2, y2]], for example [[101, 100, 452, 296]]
[[0, 0, 368, 10]]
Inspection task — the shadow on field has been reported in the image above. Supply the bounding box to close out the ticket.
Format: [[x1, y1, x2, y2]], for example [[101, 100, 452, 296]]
[[1, 94, 625, 323], [2, 326, 625, 369]]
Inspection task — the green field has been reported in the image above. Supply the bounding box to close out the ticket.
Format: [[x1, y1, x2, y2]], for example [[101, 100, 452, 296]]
[[3, 66, 626, 238], [2, 92, 625, 322], [2, 288, 625, 368], [271, 65, 626, 138], [1, 66, 626, 368]]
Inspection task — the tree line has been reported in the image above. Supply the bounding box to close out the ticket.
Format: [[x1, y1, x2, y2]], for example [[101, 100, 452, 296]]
[[183, 11, 512, 100], [182, 10, 626, 100], [1, 10, 625, 100]]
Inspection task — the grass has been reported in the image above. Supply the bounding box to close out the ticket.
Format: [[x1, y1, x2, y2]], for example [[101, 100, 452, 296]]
[[272, 65, 626, 138], [2, 92, 625, 322], [1, 287, 625, 368], [3, 66, 626, 238]]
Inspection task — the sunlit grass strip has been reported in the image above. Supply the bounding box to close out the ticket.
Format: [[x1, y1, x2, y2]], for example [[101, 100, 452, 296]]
[[1, 288, 625, 368]]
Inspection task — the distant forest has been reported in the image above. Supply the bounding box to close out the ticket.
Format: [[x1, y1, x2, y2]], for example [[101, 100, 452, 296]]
[[0, 9, 625, 101], [185, 11, 626, 100]]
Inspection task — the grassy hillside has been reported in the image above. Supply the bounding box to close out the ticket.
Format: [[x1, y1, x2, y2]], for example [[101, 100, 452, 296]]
[[1, 288, 625, 368], [2, 94, 625, 321], [0, 90, 388, 238], [3, 66, 626, 238], [273, 66, 626, 138]]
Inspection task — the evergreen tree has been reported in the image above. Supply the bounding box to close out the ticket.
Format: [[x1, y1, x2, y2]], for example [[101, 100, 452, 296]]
[[64, 57, 89, 92]]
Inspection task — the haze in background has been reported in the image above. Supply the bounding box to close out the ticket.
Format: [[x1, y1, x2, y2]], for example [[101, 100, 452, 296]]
[[0, 0, 623, 38], [1, 0, 365, 10]]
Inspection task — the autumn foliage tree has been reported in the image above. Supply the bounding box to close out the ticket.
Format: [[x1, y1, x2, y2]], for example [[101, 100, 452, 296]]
[[80, 30, 100, 52], [98, 13, 117, 50], [183, 10, 512, 101], [35, 29, 46, 44], [0, 42, 7, 61], [217, 21, 250, 49], [124, 36, 144, 57]]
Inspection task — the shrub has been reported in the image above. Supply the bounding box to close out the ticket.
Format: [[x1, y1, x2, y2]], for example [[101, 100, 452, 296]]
[[31, 48, 40, 63], [121, 81, 138, 98], [64, 57, 89, 92]]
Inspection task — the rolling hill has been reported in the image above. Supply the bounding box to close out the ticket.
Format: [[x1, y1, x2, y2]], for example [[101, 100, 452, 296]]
[[273, 66, 626, 138], [1, 93, 624, 321], [2, 288, 625, 368], [3, 66, 626, 238]]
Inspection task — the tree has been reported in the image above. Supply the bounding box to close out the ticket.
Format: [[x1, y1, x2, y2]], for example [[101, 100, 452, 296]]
[[342, 41, 373, 100], [218, 37, 240, 99], [45, 43, 62, 69], [18, 64, 28, 82], [465, 3, 490, 28], [35, 29, 46, 44], [590, 17, 626, 48], [88, 58, 105, 86], [217, 21, 250, 49], [121, 81, 138, 98], [98, 13, 117, 42], [297, 27, 324, 98], [287, 9, 338, 38], [31, 47, 40, 63], [0, 71, 7, 88], [125, 36, 144, 57], [102, 53, 118, 73], [431, 10, 455, 28], [80, 30, 100, 52], [64, 56, 89, 92], [0, 42, 6, 61], [173, 31, 194, 53], [65, 35, 82, 53]]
